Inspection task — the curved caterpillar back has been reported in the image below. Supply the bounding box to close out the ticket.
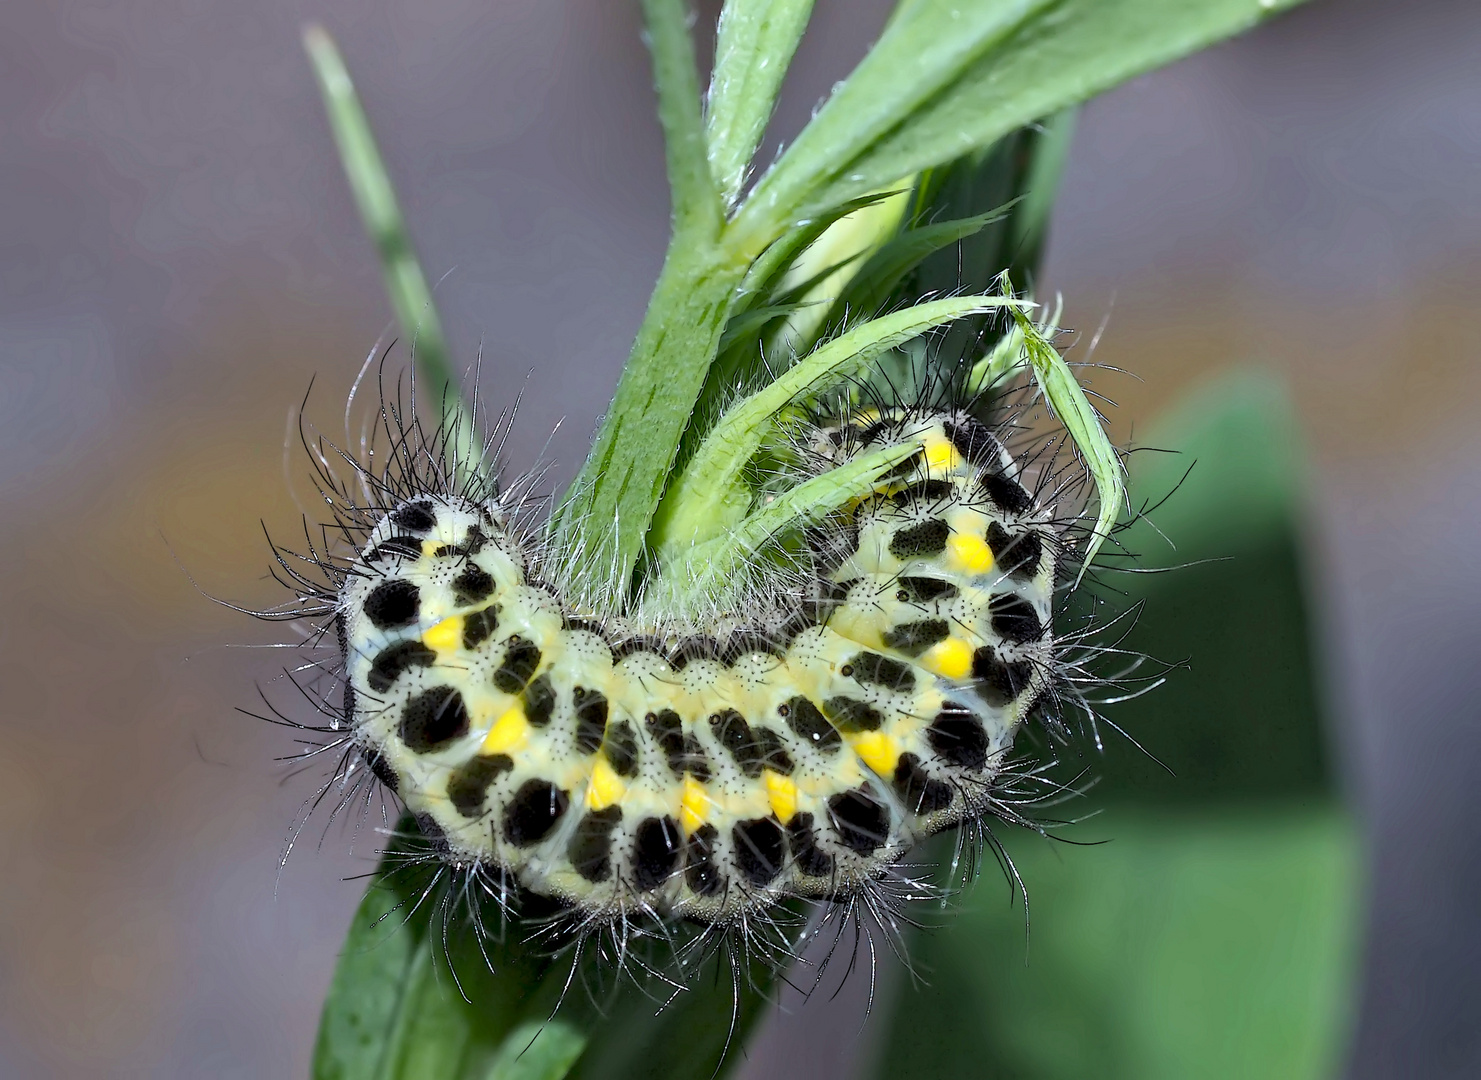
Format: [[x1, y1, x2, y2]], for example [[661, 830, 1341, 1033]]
[[332, 405, 1062, 924]]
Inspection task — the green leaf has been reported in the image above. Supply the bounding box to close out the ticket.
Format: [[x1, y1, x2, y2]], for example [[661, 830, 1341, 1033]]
[[1007, 108, 1077, 278], [734, 0, 1053, 239], [715, 301, 809, 355], [905, 110, 1076, 367], [875, 374, 1351, 1078], [314, 821, 778, 1080], [707, 0, 817, 206], [733, 0, 1304, 239], [312, 824, 566, 1080], [700, 187, 913, 459], [731, 190, 905, 320], [1117, 370, 1306, 559], [650, 295, 1025, 562], [483, 1021, 588, 1080], [302, 25, 478, 475], [565, 949, 775, 1080], [312, 875, 424, 1079], [811, 209, 1010, 347], [873, 806, 1361, 1080], [1066, 371, 1332, 804], [756, 187, 913, 373], [1009, 298, 1123, 577], [558, 0, 1309, 614], [655, 441, 918, 604]]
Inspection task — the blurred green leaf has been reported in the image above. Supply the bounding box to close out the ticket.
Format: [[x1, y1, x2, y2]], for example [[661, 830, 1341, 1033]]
[[303, 26, 479, 474], [874, 371, 1357, 1080], [874, 807, 1360, 1080], [1062, 370, 1330, 802], [312, 824, 568, 1080], [566, 952, 774, 1080], [1119, 371, 1306, 557]]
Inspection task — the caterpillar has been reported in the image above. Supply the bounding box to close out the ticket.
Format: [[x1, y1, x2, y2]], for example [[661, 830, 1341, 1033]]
[[295, 400, 1059, 928], [252, 352, 1110, 988]]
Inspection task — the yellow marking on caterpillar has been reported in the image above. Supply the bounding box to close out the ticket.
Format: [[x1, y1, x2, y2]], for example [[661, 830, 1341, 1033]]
[[481, 705, 530, 755], [423, 615, 462, 652], [922, 636, 974, 680], [680, 776, 712, 834], [587, 758, 626, 809], [922, 436, 961, 473], [947, 531, 994, 576], [850, 731, 900, 777], [764, 771, 799, 823]]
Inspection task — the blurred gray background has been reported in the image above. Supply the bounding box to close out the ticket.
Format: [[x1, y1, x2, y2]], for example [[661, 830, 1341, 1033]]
[[1, 0, 1478, 1075]]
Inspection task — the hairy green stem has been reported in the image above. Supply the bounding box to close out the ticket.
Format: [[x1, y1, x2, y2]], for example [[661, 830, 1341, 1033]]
[[555, 0, 740, 594], [554, 242, 749, 589]]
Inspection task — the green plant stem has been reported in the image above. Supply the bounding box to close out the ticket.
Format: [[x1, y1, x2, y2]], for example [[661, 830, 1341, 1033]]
[[555, 0, 738, 593], [553, 242, 749, 591]]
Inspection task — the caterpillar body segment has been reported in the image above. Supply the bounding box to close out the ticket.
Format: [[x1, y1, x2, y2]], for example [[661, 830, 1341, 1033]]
[[339, 409, 1059, 924]]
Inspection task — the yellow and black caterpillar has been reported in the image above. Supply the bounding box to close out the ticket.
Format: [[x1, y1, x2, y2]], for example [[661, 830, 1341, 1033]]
[[330, 406, 1060, 924]]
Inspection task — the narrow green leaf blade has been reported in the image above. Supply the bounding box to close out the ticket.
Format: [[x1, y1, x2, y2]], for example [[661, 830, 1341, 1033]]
[[814, 209, 1009, 346], [1008, 108, 1077, 275], [734, 0, 1055, 238], [312, 823, 588, 1080], [642, 0, 723, 238], [707, 0, 817, 205], [663, 441, 918, 601], [811, 0, 1306, 212], [302, 25, 478, 473], [312, 874, 427, 1080], [731, 190, 904, 320], [908, 108, 1075, 307], [1009, 300, 1123, 577], [734, 0, 1304, 237], [651, 295, 1024, 560]]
